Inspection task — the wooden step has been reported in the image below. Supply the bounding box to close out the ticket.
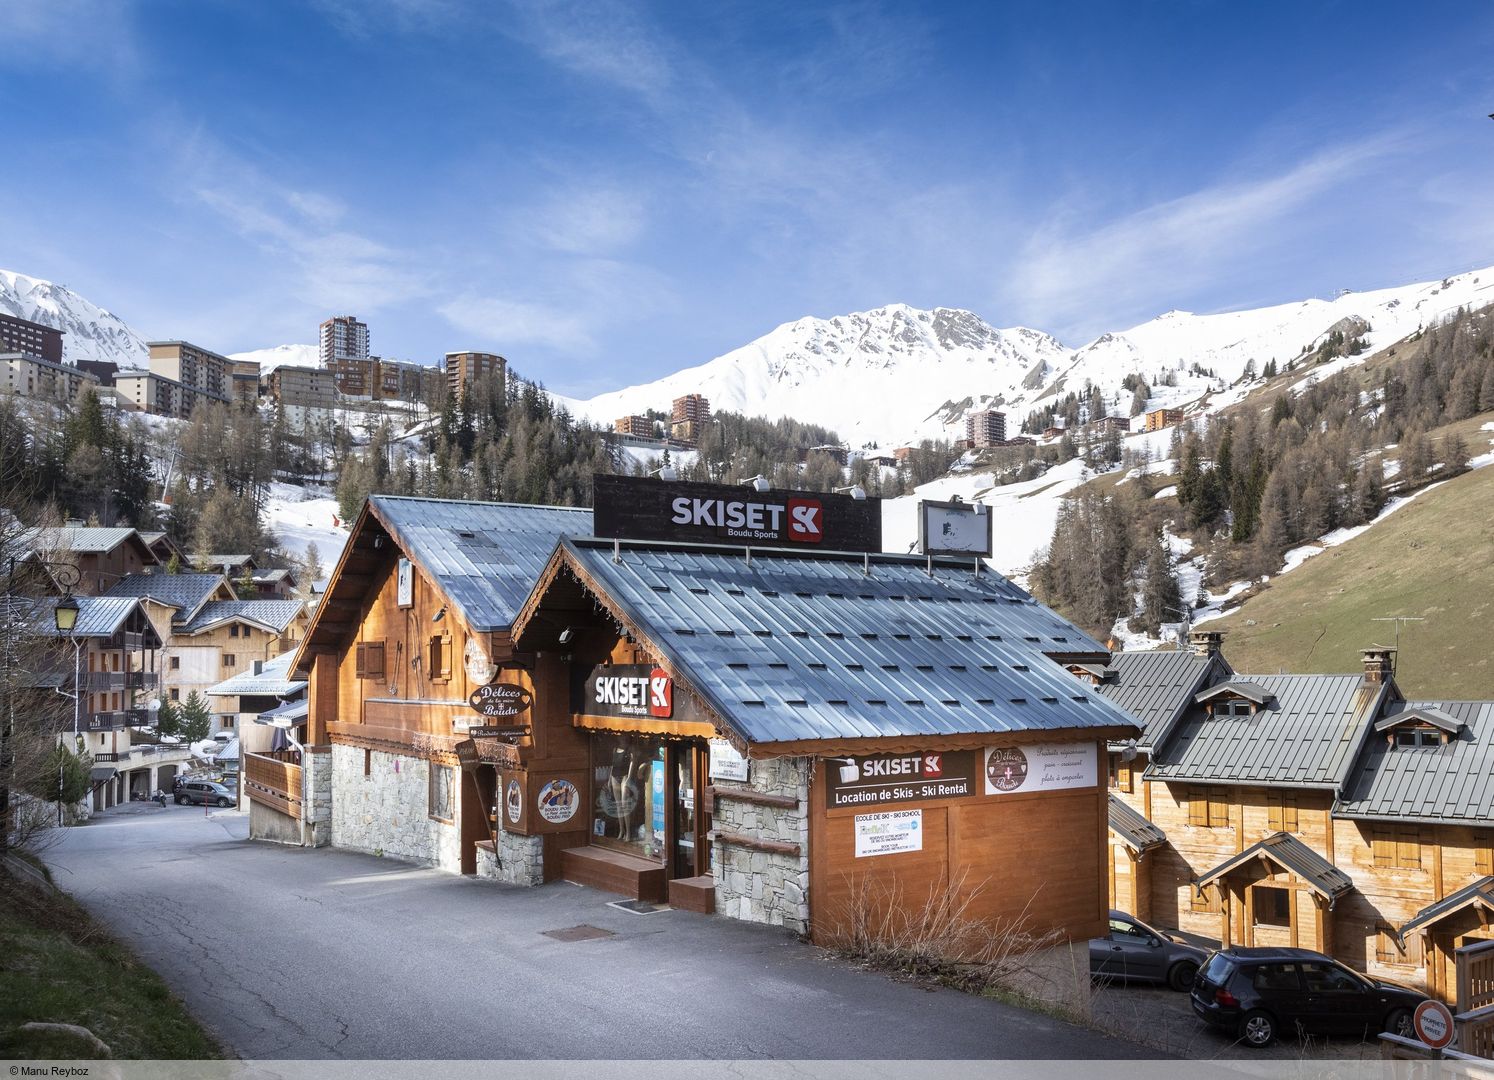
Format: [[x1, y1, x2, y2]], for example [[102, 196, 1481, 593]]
[[667, 874, 716, 914], [561, 845, 666, 902]]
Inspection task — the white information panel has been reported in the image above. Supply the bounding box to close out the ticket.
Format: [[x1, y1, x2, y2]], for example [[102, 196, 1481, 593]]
[[919, 499, 993, 557], [708, 738, 749, 782], [396, 558, 414, 608], [854, 809, 923, 857], [983, 742, 1097, 796]]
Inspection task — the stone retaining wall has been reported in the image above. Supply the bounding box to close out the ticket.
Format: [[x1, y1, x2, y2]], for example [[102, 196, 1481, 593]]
[[711, 755, 811, 935]]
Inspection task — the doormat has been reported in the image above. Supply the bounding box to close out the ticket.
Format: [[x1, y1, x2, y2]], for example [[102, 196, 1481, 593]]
[[541, 924, 616, 942], [607, 899, 666, 915]]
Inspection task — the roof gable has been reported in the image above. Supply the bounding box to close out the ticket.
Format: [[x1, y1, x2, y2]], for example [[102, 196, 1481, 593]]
[[105, 573, 233, 623], [180, 600, 305, 635], [1336, 700, 1494, 826], [1096, 649, 1232, 749]]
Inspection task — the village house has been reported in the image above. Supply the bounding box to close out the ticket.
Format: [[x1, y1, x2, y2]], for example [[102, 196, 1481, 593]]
[[168, 600, 307, 728], [1095, 633, 1494, 1002], [268, 484, 1140, 953], [21, 525, 159, 595]]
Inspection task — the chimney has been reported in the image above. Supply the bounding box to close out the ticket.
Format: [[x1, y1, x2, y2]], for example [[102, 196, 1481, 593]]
[[252, 660, 264, 676], [1189, 629, 1223, 657], [1362, 647, 1396, 685]]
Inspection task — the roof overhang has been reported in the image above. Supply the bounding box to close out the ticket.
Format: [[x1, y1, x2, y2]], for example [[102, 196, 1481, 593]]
[[1195, 680, 1272, 706], [1108, 793, 1167, 853], [1398, 876, 1494, 943], [1194, 832, 1353, 902], [1373, 707, 1463, 735]]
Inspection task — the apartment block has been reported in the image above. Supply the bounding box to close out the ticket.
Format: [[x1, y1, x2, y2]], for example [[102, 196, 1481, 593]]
[[445, 351, 506, 397], [0, 312, 64, 364], [1145, 408, 1185, 432], [230, 359, 261, 405], [613, 414, 656, 438], [148, 341, 232, 400], [964, 409, 1007, 447], [115, 371, 227, 420], [0, 352, 99, 405], [670, 393, 711, 442], [319, 315, 369, 367]]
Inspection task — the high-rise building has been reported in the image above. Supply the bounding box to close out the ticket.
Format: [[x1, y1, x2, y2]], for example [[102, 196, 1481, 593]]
[[444, 351, 506, 397], [319, 315, 370, 368], [0, 312, 64, 364], [147, 341, 233, 400], [964, 409, 1007, 447], [613, 415, 655, 439], [670, 394, 711, 442]]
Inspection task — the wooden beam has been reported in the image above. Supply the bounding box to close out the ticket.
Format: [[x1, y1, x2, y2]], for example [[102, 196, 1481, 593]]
[[706, 784, 798, 809], [709, 828, 800, 857]]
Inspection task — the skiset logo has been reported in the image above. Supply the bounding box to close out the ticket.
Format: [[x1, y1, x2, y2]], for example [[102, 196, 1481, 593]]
[[583, 664, 675, 720], [647, 667, 672, 718], [786, 498, 823, 543]]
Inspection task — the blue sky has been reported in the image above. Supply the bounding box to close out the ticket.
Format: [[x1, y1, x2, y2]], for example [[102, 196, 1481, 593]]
[[3, 0, 1493, 396]]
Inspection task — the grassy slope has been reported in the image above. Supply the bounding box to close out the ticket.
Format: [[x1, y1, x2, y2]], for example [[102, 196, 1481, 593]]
[[0, 863, 223, 1059], [1211, 458, 1494, 698]]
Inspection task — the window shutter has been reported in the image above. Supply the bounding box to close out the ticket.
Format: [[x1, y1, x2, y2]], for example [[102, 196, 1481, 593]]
[[1188, 790, 1205, 827], [355, 641, 385, 679], [1372, 830, 1393, 868], [1477, 845, 1493, 877], [1209, 791, 1228, 828], [1397, 828, 1421, 870], [1284, 797, 1299, 832], [355, 642, 367, 677], [1268, 797, 1283, 832]]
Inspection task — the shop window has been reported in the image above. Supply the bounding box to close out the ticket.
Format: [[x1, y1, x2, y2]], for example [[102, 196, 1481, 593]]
[[1376, 925, 1413, 966], [1107, 753, 1133, 794], [1187, 787, 1229, 828], [428, 763, 454, 822], [1267, 792, 1299, 832], [1255, 886, 1291, 928], [355, 641, 385, 679], [1372, 827, 1422, 870], [591, 731, 666, 862], [1190, 883, 1223, 913]]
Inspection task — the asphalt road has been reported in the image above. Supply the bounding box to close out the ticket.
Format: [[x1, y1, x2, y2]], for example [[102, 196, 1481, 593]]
[[42, 804, 1155, 1060]]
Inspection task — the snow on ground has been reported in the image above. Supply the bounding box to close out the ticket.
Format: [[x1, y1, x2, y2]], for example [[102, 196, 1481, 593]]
[[613, 443, 700, 474], [1153, 485, 1178, 500], [266, 482, 348, 568], [883, 456, 1100, 578]]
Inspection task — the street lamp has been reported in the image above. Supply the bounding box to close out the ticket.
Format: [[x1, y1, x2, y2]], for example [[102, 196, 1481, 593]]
[[54, 594, 79, 633]]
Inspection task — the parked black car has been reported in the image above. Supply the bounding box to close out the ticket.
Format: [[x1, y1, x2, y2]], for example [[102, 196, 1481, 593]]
[[1191, 946, 1423, 1047], [175, 780, 236, 807], [1089, 910, 1209, 991]]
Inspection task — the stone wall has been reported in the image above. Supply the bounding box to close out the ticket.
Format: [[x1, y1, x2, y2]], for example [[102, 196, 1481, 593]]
[[330, 744, 461, 872], [495, 826, 545, 885], [303, 748, 332, 847], [710, 755, 811, 935]]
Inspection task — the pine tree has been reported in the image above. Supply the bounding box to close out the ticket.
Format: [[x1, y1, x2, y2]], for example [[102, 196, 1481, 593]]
[[1140, 530, 1182, 634], [180, 691, 212, 743]]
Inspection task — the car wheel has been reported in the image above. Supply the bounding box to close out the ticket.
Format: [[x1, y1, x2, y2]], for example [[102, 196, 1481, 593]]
[[216, 797, 231, 807], [1240, 1010, 1276, 1048], [1384, 1008, 1413, 1039], [175, 795, 186, 805], [1167, 960, 1199, 992]]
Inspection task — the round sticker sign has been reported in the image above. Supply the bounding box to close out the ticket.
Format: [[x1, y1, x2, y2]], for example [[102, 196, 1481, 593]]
[[985, 747, 1029, 792], [536, 779, 579, 824], [505, 780, 522, 824], [1413, 998, 1454, 1049]]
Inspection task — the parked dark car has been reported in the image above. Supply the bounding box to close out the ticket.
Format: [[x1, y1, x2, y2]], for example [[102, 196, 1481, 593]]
[[1089, 910, 1209, 991], [175, 780, 236, 807], [1191, 946, 1423, 1047]]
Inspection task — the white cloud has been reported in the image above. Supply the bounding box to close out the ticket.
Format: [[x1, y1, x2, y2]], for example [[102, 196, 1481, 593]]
[[502, 0, 675, 103], [527, 187, 647, 255], [438, 294, 595, 353], [1004, 133, 1411, 336]]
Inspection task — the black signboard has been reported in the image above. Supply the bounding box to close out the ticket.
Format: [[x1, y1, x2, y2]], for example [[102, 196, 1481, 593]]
[[469, 683, 532, 720], [824, 750, 981, 809], [593, 475, 882, 553], [576, 663, 675, 720]]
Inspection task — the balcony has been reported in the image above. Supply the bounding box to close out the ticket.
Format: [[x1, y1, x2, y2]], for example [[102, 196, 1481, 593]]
[[244, 750, 303, 820], [77, 709, 150, 732], [84, 671, 159, 692]]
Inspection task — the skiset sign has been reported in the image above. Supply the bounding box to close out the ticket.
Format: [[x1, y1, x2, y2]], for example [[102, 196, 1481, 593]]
[[592, 475, 881, 553], [577, 664, 674, 720]]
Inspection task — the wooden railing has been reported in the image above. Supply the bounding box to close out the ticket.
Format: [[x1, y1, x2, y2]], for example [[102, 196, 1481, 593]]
[[243, 750, 303, 820], [1460, 940, 1494, 1013], [1457, 1004, 1494, 1060]]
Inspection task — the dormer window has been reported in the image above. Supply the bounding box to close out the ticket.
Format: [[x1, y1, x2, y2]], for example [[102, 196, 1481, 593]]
[[1392, 727, 1443, 748], [1212, 698, 1254, 717]]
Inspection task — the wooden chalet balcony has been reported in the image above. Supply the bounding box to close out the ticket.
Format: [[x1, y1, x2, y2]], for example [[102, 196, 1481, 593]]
[[84, 671, 159, 692], [77, 709, 149, 732], [244, 749, 303, 819]]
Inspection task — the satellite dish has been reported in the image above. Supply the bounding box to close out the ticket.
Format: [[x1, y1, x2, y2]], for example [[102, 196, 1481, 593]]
[[148, 698, 162, 712]]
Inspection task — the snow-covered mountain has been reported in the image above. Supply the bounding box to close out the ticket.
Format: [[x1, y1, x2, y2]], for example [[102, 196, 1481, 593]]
[[0, 269, 149, 368], [555, 305, 1071, 446], [560, 267, 1494, 446]]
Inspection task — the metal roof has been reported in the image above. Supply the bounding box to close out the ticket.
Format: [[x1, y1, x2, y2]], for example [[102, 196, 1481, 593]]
[[1148, 674, 1386, 788], [1195, 832, 1354, 900], [207, 649, 305, 697], [537, 538, 1137, 746], [1108, 794, 1166, 852], [15, 595, 157, 641], [370, 495, 593, 632], [1096, 649, 1231, 750], [20, 525, 151, 557], [180, 600, 305, 635], [1335, 700, 1494, 826], [106, 573, 230, 622], [1372, 705, 1462, 734], [1399, 876, 1494, 942]]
